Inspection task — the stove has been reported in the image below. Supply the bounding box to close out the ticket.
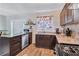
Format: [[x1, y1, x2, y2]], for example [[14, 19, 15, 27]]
[[55, 44, 79, 56]]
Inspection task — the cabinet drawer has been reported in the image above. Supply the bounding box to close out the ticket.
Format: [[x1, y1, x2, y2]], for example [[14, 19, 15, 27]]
[[10, 48, 21, 56], [10, 42, 21, 56], [10, 42, 21, 48], [10, 37, 21, 45]]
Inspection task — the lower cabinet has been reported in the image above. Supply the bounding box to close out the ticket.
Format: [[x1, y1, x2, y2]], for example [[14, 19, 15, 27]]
[[10, 35, 22, 56], [36, 35, 57, 49], [29, 32, 32, 45], [0, 36, 22, 56], [0, 38, 10, 56]]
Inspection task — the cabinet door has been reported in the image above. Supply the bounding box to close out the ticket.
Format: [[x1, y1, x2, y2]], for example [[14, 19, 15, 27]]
[[50, 35, 57, 49], [60, 11, 65, 25], [60, 3, 74, 25], [36, 35, 42, 47], [66, 3, 74, 23], [10, 43, 21, 56], [42, 35, 51, 48], [72, 3, 79, 22], [10, 36, 22, 56], [0, 39, 3, 55], [74, 9, 79, 22], [0, 38, 9, 56], [36, 35, 48, 48], [29, 32, 32, 44], [67, 9, 74, 23], [36, 35, 56, 49], [64, 9, 68, 24]]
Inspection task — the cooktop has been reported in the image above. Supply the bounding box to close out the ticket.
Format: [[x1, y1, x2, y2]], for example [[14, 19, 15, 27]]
[[56, 44, 79, 56]]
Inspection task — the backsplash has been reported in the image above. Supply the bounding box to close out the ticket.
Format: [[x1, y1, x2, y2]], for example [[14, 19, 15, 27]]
[[36, 16, 55, 32], [64, 24, 79, 33]]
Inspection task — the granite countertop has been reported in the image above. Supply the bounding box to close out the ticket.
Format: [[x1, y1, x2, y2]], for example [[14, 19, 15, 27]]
[[0, 33, 28, 38], [56, 34, 79, 45], [36, 32, 79, 45]]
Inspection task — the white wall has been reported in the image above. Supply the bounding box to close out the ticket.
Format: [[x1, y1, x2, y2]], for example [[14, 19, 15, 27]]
[[11, 20, 26, 35], [6, 15, 29, 36], [0, 15, 7, 30], [64, 24, 79, 33]]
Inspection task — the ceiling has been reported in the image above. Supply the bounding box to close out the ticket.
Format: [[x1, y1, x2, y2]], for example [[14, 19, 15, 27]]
[[0, 3, 65, 16]]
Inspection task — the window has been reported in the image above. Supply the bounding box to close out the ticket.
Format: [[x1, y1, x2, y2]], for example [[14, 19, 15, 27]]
[[36, 16, 55, 32]]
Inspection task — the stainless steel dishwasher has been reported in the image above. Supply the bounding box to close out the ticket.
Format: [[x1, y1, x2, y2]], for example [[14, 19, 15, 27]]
[[22, 34, 29, 49]]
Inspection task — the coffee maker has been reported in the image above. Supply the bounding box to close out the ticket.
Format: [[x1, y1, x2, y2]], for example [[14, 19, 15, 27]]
[[65, 28, 72, 36], [56, 28, 60, 34]]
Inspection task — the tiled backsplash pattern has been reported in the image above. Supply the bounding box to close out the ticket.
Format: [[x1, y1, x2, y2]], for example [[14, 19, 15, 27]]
[[36, 16, 55, 32], [64, 24, 79, 38], [64, 24, 79, 32]]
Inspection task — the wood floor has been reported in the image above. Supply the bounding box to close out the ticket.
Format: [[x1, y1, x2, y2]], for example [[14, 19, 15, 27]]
[[17, 44, 56, 56]]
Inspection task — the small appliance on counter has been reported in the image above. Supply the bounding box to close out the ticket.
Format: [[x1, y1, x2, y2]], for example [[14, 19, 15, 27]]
[[0, 32, 2, 36], [24, 29, 29, 34], [65, 28, 72, 36], [56, 28, 60, 34]]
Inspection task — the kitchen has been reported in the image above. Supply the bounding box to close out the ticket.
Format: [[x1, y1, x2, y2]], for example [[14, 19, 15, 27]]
[[0, 3, 79, 56]]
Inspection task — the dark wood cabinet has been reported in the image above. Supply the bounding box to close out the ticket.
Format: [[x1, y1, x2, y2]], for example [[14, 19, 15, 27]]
[[10, 35, 22, 56], [0, 35, 22, 56], [36, 35, 57, 49], [60, 10, 65, 25], [73, 4, 79, 23], [29, 32, 32, 45], [60, 3, 79, 26], [60, 3, 74, 26]]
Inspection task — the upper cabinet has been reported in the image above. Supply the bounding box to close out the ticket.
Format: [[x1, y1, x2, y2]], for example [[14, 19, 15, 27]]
[[60, 3, 79, 26], [67, 4, 74, 23], [60, 3, 70, 26], [60, 8, 65, 25], [73, 3, 79, 23]]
